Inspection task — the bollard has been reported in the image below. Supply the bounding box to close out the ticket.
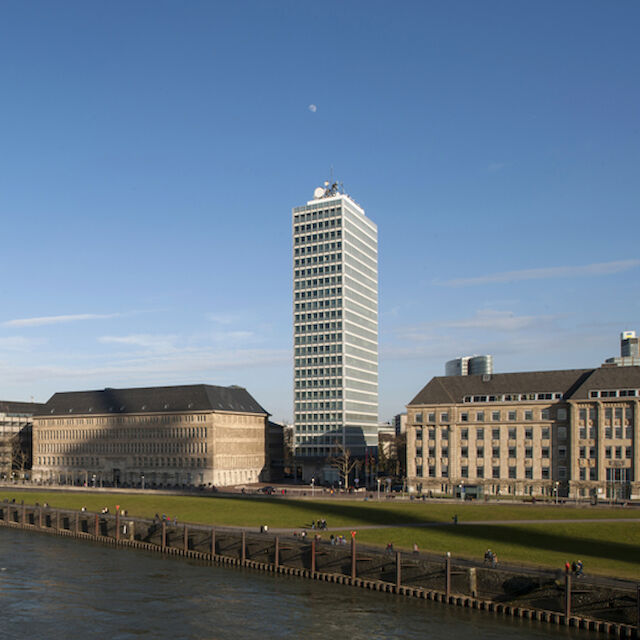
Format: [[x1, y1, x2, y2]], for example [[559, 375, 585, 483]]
[[56, 510, 60, 531], [241, 531, 246, 563], [274, 536, 279, 568], [351, 535, 357, 580], [75, 512, 79, 534], [396, 551, 402, 589], [565, 570, 572, 622], [311, 539, 316, 573], [38, 507, 42, 528], [95, 514, 99, 537], [445, 553, 451, 599], [21, 503, 26, 525], [115, 511, 120, 542], [184, 526, 189, 552], [161, 520, 167, 549], [211, 528, 216, 556]]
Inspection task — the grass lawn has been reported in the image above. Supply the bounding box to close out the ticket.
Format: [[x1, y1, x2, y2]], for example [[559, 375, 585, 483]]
[[3, 489, 639, 579]]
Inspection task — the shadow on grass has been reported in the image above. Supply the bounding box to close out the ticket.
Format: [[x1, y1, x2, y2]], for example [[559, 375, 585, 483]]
[[230, 496, 640, 566]]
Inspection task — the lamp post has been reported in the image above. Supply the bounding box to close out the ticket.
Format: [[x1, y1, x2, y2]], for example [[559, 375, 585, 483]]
[[141, 474, 145, 491], [377, 477, 381, 501], [555, 481, 559, 505], [311, 477, 315, 497]]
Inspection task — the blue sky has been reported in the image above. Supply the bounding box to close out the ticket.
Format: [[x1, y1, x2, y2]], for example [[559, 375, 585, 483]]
[[0, 1, 638, 422]]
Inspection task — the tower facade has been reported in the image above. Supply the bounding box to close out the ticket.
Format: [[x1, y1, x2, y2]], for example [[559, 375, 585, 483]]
[[293, 183, 378, 473]]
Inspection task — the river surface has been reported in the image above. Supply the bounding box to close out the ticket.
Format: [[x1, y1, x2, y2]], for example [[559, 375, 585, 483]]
[[1, 527, 598, 640]]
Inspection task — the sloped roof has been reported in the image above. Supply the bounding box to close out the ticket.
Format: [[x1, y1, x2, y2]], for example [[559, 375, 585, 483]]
[[408, 369, 594, 406], [36, 384, 269, 417], [0, 400, 44, 415], [570, 366, 640, 400]]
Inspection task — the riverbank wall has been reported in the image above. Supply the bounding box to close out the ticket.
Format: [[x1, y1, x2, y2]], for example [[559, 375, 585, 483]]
[[1, 501, 637, 638]]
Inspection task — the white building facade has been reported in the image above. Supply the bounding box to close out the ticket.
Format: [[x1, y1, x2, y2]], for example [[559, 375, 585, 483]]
[[293, 184, 378, 473]]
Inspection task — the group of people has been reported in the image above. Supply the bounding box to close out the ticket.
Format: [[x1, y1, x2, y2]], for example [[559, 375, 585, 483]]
[[153, 513, 178, 525], [566, 560, 584, 577], [311, 519, 328, 530], [329, 534, 349, 545], [484, 549, 499, 567]]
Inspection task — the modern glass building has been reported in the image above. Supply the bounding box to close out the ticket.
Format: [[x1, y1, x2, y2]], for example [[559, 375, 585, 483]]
[[292, 183, 378, 473]]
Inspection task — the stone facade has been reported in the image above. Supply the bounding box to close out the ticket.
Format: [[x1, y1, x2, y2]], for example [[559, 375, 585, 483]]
[[32, 384, 269, 488], [406, 367, 640, 500]]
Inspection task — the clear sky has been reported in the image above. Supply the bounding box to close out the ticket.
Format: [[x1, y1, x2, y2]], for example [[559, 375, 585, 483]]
[[0, 1, 638, 422]]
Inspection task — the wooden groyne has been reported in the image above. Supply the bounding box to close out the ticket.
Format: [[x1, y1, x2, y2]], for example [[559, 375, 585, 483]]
[[1, 501, 637, 639]]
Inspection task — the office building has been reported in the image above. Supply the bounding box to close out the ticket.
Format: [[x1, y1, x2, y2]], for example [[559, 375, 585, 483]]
[[293, 182, 378, 479], [605, 331, 640, 367], [394, 412, 407, 436], [445, 355, 493, 377], [406, 366, 640, 500], [32, 384, 269, 488], [0, 400, 43, 480]]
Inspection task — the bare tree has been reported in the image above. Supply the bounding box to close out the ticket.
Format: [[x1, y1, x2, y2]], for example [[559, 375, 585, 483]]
[[328, 442, 361, 490], [11, 435, 29, 474]]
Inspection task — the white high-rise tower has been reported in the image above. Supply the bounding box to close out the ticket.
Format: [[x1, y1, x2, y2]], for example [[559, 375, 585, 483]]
[[292, 182, 378, 477]]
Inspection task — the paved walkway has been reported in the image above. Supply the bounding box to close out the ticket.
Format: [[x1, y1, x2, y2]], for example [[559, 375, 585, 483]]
[[266, 516, 640, 534]]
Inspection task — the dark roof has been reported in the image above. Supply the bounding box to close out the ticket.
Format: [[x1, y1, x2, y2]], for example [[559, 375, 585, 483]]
[[409, 366, 640, 406], [569, 366, 640, 400], [408, 369, 593, 406], [0, 400, 44, 415], [36, 384, 269, 417]]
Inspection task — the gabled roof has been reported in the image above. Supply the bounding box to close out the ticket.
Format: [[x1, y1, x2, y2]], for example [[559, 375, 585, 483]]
[[408, 369, 594, 406], [36, 384, 269, 417]]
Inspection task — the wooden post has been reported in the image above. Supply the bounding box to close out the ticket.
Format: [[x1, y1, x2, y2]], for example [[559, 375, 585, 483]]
[[161, 520, 167, 549], [241, 531, 246, 563], [75, 512, 79, 534], [184, 526, 189, 552], [311, 539, 316, 573], [38, 507, 42, 528], [21, 503, 26, 525], [56, 510, 60, 531], [351, 535, 357, 579], [115, 511, 120, 542], [396, 551, 402, 589], [274, 536, 279, 568], [94, 514, 99, 537], [445, 553, 451, 598], [565, 572, 572, 622], [211, 528, 216, 556]]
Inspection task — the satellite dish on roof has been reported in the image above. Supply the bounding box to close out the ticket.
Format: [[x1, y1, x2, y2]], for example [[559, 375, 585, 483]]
[[313, 186, 325, 199]]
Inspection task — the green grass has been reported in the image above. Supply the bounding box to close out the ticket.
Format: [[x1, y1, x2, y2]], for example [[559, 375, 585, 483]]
[[3, 489, 639, 579]]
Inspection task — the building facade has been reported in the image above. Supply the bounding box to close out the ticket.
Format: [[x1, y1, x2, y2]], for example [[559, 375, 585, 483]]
[[32, 384, 269, 488], [0, 401, 43, 480], [406, 367, 640, 500], [604, 330, 640, 367], [293, 183, 378, 478], [445, 355, 493, 377]]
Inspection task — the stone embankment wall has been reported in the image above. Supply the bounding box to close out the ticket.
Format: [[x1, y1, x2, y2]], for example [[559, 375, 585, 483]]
[[1, 501, 637, 638]]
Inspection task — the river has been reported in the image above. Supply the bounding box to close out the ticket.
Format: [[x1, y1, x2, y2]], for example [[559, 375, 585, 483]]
[[0, 527, 598, 639]]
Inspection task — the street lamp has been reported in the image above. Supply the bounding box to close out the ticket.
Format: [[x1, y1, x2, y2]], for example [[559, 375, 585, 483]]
[[554, 481, 559, 505], [458, 483, 464, 500], [311, 477, 315, 497], [377, 477, 381, 500], [141, 474, 145, 491]]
